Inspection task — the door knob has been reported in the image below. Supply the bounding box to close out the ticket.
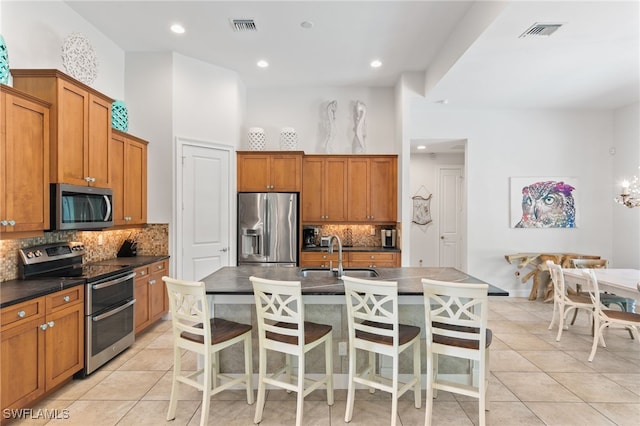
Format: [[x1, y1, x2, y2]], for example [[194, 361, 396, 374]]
[[220, 248, 228, 252], [440, 236, 444, 239]]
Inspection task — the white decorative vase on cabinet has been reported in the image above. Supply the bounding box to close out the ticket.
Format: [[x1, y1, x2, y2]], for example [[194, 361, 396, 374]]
[[248, 127, 266, 150], [279, 127, 298, 150]]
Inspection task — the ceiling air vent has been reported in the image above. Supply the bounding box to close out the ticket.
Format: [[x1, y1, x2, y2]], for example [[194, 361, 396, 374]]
[[519, 23, 563, 38], [230, 19, 257, 32]]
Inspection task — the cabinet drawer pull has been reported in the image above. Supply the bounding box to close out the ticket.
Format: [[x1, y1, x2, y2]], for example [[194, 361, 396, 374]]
[[157, 264, 163, 270], [63, 296, 71, 302], [17, 310, 26, 318]]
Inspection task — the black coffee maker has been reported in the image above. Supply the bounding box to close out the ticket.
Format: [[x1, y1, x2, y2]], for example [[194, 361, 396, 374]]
[[303, 228, 316, 247]]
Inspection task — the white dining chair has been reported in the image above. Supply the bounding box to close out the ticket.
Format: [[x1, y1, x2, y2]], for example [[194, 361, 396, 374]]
[[546, 261, 594, 341], [250, 276, 334, 426], [581, 269, 640, 362], [342, 276, 421, 426], [162, 276, 254, 426], [422, 278, 491, 426]]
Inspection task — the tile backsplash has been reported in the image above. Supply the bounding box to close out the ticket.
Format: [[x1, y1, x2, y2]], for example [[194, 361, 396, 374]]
[[309, 224, 401, 247], [0, 224, 169, 282]]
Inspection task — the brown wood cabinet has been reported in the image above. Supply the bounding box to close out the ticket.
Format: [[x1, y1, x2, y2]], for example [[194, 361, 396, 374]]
[[299, 251, 340, 268], [12, 69, 114, 187], [348, 251, 399, 268], [0, 286, 84, 414], [237, 151, 303, 192], [110, 130, 148, 226], [301, 156, 348, 223], [134, 260, 169, 334], [347, 156, 397, 223], [0, 85, 50, 236]]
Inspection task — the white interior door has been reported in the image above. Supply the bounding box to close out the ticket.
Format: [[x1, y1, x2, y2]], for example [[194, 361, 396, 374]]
[[177, 140, 232, 281], [438, 166, 463, 268]]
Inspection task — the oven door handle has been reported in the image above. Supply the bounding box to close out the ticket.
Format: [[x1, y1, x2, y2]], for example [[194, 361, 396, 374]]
[[92, 272, 136, 290], [92, 299, 136, 322]]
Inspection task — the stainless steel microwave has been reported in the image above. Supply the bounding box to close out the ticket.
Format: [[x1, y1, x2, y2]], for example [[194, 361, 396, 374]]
[[51, 183, 113, 230]]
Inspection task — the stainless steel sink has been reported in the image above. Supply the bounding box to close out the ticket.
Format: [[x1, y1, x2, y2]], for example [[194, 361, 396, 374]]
[[299, 268, 379, 278]]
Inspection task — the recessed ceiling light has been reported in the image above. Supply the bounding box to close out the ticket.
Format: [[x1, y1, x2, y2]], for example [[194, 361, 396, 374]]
[[370, 59, 382, 68], [417, 145, 426, 150], [170, 24, 185, 34], [257, 60, 269, 68], [300, 21, 314, 29]]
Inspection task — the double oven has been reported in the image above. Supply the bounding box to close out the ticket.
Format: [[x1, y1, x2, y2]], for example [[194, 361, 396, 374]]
[[19, 242, 136, 376]]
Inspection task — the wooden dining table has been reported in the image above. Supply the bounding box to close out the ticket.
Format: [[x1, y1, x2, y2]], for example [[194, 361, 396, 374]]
[[562, 268, 640, 302]]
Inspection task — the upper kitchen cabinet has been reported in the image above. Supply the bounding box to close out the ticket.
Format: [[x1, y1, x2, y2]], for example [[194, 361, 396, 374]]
[[12, 69, 113, 187], [0, 85, 50, 236], [301, 156, 348, 223], [237, 151, 303, 192], [347, 155, 397, 223], [110, 130, 148, 226]]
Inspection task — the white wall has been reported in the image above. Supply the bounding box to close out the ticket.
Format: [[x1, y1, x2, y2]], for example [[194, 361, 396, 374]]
[[1, 0, 124, 99], [124, 52, 174, 224], [246, 87, 395, 154], [409, 153, 464, 267], [612, 102, 640, 268], [410, 103, 615, 296]]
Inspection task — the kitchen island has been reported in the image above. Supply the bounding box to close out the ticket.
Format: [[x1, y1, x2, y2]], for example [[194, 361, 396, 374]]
[[200, 265, 507, 388], [201, 265, 508, 297]]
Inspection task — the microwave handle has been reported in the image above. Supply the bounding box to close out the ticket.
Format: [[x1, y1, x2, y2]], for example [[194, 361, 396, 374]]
[[103, 195, 112, 221]]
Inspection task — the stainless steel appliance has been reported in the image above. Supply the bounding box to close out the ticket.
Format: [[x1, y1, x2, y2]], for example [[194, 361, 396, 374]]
[[19, 242, 136, 376], [51, 183, 113, 230], [303, 228, 316, 248], [237, 192, 298, 266], [381, 229, 397, 248]]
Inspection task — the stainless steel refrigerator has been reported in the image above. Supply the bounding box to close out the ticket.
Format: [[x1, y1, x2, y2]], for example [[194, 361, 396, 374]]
[[237, 192, 298, 266]]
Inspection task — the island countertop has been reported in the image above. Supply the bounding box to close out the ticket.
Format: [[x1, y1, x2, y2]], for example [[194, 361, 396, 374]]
[[202, 266, 509, 296]]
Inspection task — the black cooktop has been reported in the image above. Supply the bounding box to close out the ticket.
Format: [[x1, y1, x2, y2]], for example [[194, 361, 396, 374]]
[[19, 242, 133, 282], [57, 264, 134, 282]]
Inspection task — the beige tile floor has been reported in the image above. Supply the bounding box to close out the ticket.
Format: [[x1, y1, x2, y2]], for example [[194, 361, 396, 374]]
[[11, 297, 640, 425]]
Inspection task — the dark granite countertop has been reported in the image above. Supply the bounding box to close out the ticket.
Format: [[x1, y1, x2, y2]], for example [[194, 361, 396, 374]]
[[302, 246, 400, 252], [202, 266, 508, 296], [0, 256, 169, 309], [0, 278, 85, 309], [91, 255, 170, 268]]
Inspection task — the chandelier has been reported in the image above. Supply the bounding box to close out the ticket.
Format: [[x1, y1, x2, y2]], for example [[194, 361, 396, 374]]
[[615, 168, 640, 208]]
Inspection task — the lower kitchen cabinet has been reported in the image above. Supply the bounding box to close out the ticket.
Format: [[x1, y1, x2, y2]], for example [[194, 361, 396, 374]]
[[134, 259, 168, 334], [299, 251, 340, 268], [0, 286, 84, 413], [300, 251, 400, 268], [348, 251, 399, 267]]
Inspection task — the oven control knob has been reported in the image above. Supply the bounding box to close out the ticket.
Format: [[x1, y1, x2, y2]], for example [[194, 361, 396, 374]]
[[26, 251, 34, 258], [35, 250, 43, 257]]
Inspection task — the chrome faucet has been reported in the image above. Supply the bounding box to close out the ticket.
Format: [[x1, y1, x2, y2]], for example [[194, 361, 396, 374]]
[[328, 235, 344, 277]]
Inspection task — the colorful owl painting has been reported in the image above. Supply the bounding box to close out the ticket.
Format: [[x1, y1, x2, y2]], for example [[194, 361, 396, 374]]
[[515, 181, 576, 228]]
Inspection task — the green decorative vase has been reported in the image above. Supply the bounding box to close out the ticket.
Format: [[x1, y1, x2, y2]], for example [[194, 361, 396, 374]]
[[0, 35, 10, 85]]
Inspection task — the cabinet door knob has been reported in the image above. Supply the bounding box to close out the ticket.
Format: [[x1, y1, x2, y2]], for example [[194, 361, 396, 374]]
[[157, 264, 164, 269], [0, 220, 7, 226], [8, 220, 15, 226], [149, 279, 156, 285], [48, 321, 55, 328], [40, 323, 48, 331], [63, 296, 71, 302], [17, 310, 26, 318]]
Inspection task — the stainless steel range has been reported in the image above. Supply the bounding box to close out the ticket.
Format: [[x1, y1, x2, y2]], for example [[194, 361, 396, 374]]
[[19, 242, 136, 376]]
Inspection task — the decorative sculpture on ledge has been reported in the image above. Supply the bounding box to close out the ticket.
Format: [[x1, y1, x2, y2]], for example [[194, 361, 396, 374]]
[[324, 100, 337, 153], [353, 100, 366, 153]]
